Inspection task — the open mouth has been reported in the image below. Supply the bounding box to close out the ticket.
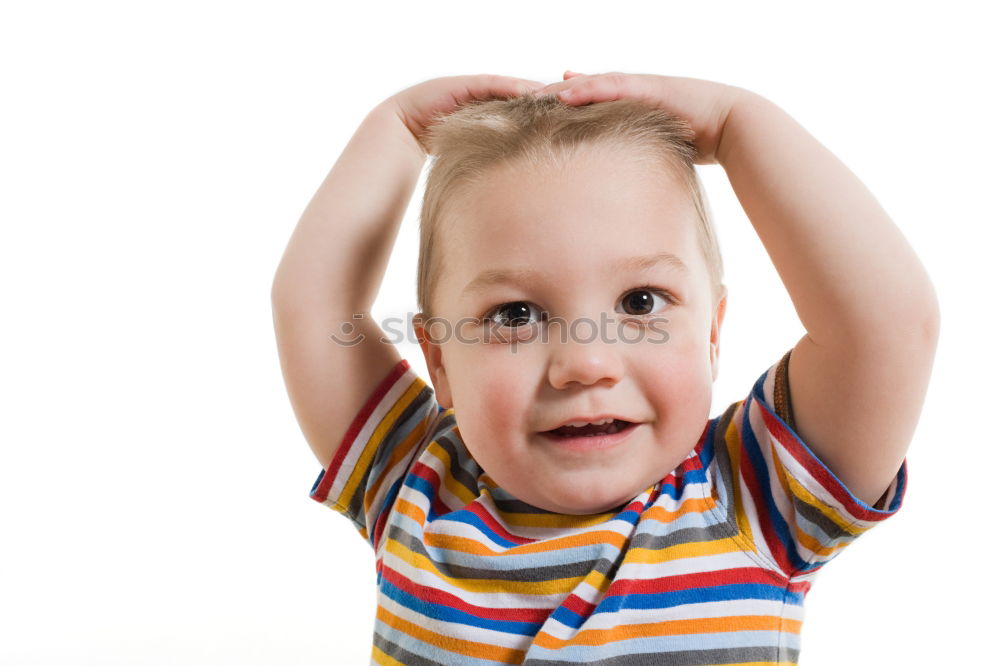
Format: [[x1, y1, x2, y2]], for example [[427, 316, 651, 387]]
[[538, 420, 641, 452], [544, 419, 635, 438]]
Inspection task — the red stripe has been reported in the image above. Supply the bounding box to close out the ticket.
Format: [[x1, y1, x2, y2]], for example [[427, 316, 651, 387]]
[[379, 563, 553, 624], [660, 449, 706, 491], [311, 359, 411, 502], [466, 502, 535, 546], [560, 593, 597, 617], [411, 459, 453, 523], [737, 404, 795, 576], [379, 562, 811, 626], [756, 398, 893, 523], [608, 566, 788, 597]]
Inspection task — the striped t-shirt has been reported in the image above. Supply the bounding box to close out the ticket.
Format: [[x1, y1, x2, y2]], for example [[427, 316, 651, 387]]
[[309, 349, 907, 665]]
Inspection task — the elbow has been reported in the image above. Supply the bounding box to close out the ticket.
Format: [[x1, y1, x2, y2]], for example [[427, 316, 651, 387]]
[[894, 287, 940, 361], [845, 286, 940, 362], [918, 289, 941, 353], [270, 258, 300, 307]]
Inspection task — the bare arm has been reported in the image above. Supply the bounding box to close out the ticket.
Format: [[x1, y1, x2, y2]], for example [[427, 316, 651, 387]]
[[716, 92, 940, 506], [270, 101, 422, 468], [536, 71, 938, 508], [271, 76, 545, 469], [272, 101, 424, 313]]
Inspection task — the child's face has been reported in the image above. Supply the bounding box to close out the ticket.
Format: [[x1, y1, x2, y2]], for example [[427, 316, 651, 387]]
[[417, 145, 725, 515]]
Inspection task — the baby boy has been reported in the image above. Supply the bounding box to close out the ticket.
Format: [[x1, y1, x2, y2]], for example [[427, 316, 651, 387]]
[[271, 71, 938, 664]]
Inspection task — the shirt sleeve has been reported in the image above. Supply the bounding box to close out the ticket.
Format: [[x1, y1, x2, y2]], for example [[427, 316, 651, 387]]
[[709, 349, 908, 578], [308, 358, 445, 550]]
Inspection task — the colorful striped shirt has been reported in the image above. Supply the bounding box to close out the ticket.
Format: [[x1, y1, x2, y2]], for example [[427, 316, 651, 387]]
[[309, 350, 907, 664]]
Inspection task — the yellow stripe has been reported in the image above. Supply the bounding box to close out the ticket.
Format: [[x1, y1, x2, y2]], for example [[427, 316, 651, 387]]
[[783, 464, 865, 537], [625, 535, 753, 564], [768, 440, 845, 557], [336, 378, 425, 509], [376, 605, 526, 662], [425, 440, 479, 506], [384, 533, 584, 596], [365, 409, 439, 510], [371, 644, 406, 665], [724, 415, 754, 545], [749, 422, 861, 559]]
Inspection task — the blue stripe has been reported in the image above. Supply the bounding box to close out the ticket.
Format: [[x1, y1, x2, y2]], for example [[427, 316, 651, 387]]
[[309, 468, 325, 497], [744, 369, 814, 573], [750, 366, 909, 517], [740, 389, 809, 573], [548, 582, 798, 629], [379, 574, 543, 636]]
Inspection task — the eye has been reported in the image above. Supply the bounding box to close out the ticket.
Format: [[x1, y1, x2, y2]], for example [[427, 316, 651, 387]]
[[483, 301, 546, 328], [616, 286, 674, 316]]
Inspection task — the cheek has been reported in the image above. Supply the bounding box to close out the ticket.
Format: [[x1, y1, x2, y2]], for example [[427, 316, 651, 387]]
[[449, 344, 534, 429], [448, 348, 536, 477], [638, 332, 714, 414]]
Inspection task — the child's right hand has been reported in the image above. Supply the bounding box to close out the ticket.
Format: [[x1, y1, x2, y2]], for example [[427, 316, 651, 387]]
[[389, 75, 547, 155]]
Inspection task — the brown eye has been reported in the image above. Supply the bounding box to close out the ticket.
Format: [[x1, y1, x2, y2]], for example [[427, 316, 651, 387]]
[[484, 301, 543, 328], [618, 289, 671, 316]]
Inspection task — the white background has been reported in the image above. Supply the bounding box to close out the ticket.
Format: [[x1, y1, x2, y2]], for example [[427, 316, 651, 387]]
[[2, 1, 996, 664]]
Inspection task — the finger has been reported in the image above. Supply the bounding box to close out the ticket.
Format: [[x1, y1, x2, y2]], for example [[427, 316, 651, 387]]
[[563, 70, 585, 80], [458, 75, 548, 100], [557, 74, 638, 105], [535, 80, 572, 95]]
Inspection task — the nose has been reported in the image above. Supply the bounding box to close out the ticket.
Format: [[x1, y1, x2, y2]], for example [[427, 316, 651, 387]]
[[546, 329, 625, 390]]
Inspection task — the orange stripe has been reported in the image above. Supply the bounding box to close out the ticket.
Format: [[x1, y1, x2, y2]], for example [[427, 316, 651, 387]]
[[534, 614, 802, 649], [394, 496, 427, 525], [641, 495, 717, 523], [376, 605, 526, 662]]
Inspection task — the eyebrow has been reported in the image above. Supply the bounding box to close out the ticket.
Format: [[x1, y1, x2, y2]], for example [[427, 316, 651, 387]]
[[461, 252, 689, 296]]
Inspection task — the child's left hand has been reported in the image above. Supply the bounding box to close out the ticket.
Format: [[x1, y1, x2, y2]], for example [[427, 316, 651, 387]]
[[537, 71, 752, 165]]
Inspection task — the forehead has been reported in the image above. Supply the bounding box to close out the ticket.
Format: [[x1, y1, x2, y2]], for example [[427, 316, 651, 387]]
[[439, 146, 704, 295]]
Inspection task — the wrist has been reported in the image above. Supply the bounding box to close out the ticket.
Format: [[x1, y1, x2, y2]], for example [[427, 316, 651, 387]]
[[715, 89, 773, 167], [372, 98, 428, 162]]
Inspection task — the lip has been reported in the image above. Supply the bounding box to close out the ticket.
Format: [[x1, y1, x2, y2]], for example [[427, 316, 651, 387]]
[[538, 421, 640, 452]]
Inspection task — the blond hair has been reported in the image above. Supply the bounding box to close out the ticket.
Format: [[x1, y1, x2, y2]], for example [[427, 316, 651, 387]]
[[416, 93, 724, 320]]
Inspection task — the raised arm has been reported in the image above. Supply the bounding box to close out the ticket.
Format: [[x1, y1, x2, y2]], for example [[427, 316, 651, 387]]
[[270, 100, 421, 468], [271, 76, 545, 469], [539, 72, 940, 508], [714, 92, 939, 506]]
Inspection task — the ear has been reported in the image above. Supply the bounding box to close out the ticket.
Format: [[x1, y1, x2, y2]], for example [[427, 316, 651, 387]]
[[709, 287, 727, 382], [414, 313, 454, 409]]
